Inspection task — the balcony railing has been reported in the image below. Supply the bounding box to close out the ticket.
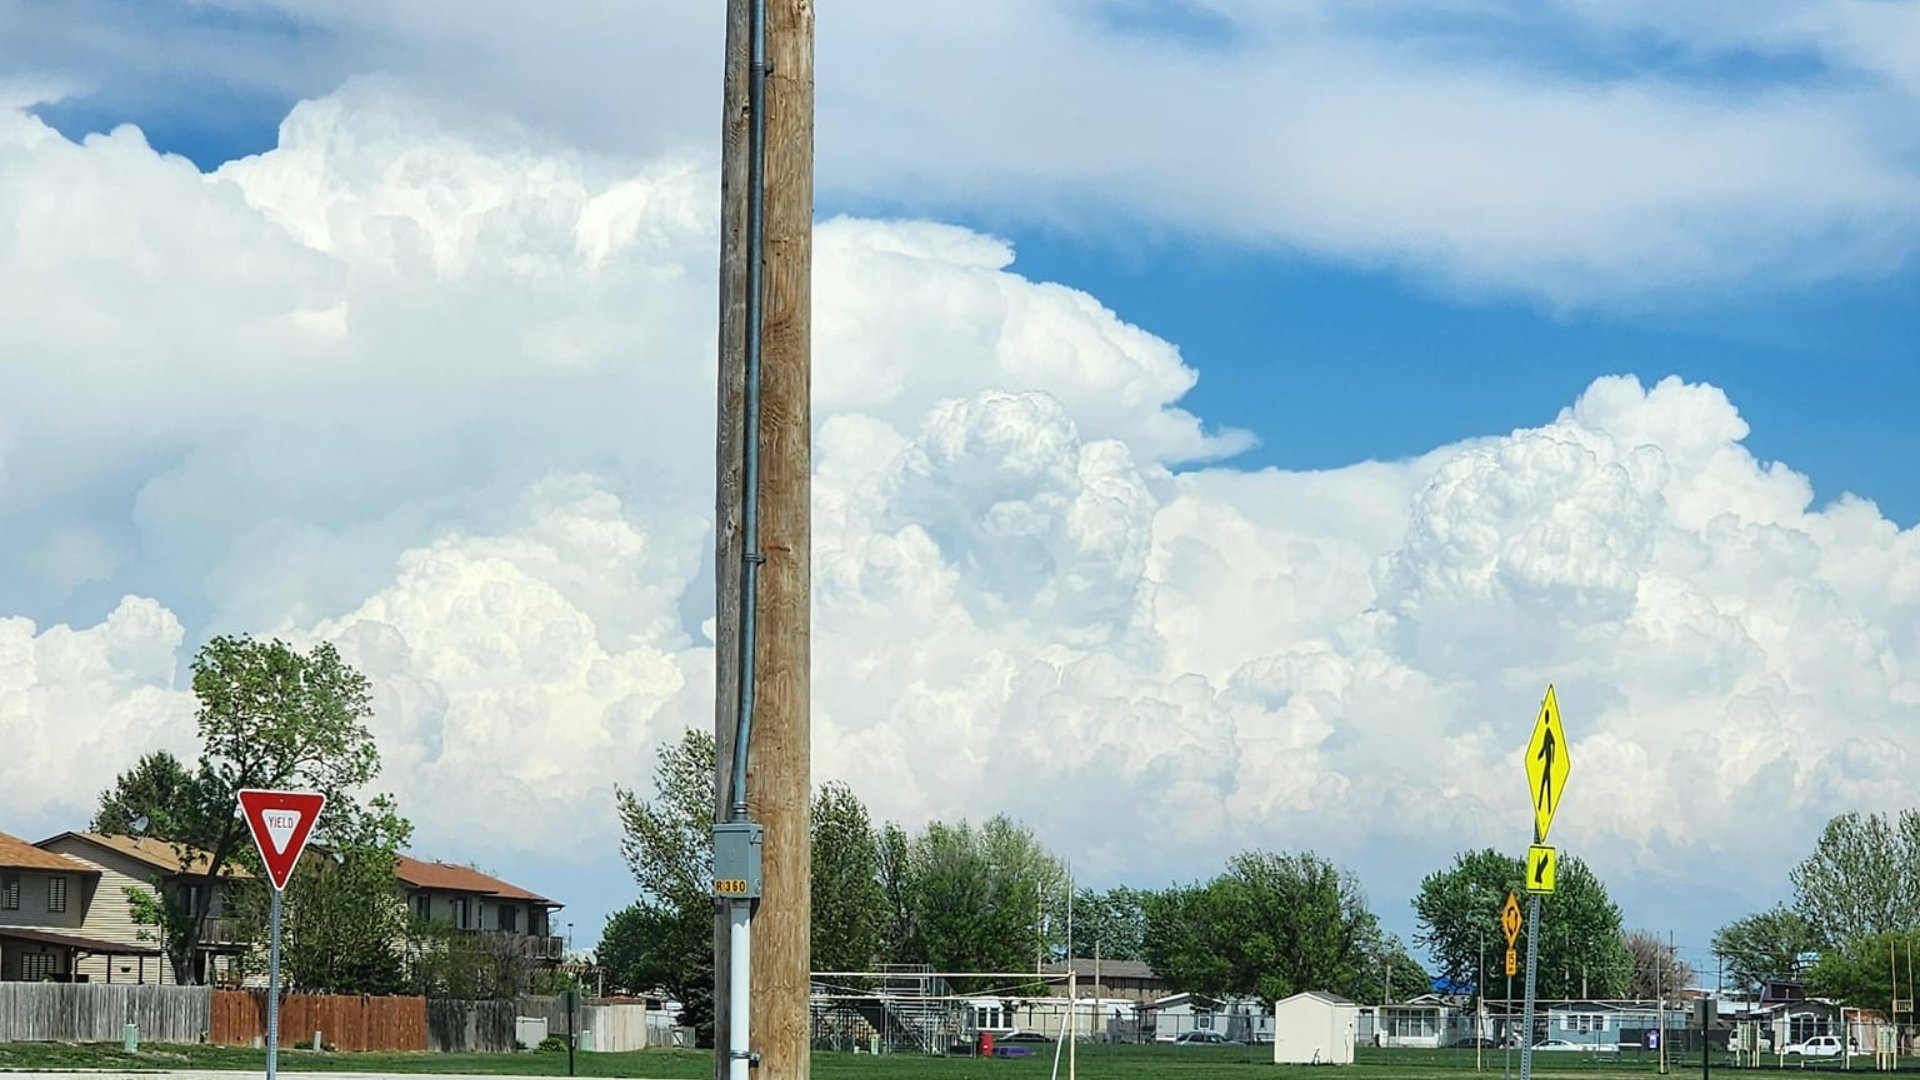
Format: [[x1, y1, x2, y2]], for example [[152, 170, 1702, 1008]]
[[196, 916, 250, 946], [452, 928, 564, 961]]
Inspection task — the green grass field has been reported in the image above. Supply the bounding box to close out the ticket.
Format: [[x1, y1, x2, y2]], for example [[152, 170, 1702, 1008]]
[[0, 1042, 1895, 1079]]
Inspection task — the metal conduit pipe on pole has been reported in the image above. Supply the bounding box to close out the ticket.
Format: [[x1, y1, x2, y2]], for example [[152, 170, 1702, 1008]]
[[718, 4, 769, 1080]]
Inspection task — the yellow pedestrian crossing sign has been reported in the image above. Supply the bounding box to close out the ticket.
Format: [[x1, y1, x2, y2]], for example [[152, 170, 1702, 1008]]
[[1527, 845, 1557, 894], [1525, 685, 1570, 843]]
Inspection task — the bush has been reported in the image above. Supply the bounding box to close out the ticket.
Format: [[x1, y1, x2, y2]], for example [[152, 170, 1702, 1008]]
[[538, 1036, 567, 1053]]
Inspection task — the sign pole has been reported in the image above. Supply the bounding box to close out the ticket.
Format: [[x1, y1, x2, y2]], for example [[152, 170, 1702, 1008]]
[[1520, 889, 1541, 1080], [1505, 967, 1513, 1080], [267, 886, 283, 1080], [236, 788, 325, 1080]]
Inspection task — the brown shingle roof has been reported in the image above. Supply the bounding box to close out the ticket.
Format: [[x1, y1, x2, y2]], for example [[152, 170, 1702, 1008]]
[[42, 833, 246, 878], [394, 854, 557, 906], [0, 831, 99, 874]]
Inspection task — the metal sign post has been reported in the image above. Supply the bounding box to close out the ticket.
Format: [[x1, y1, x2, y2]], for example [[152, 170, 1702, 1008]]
[[237, 789, 325, 1080]]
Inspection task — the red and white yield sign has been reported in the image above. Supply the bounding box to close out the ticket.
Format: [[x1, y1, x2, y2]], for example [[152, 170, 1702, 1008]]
[[238, 789, 326, 891]]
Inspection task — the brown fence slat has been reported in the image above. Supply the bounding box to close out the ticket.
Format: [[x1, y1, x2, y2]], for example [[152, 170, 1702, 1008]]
[[207, 990, 427, 1052]]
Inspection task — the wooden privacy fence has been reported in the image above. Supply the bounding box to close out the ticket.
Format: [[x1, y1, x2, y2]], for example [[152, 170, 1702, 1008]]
[[426, 998, 515, 1053], [2, 985, 647, 1053], [0, 983, 210, 1043], [513, 996, 650, 1051], [209, 990, 428, 1052], [580, 1003, 649, 1051]]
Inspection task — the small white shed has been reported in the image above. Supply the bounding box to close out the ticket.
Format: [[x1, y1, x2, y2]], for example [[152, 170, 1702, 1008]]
[[1273, 990, 1359, 1065]]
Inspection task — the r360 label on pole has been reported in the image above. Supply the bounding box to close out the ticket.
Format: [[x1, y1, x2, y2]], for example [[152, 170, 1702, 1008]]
[[715, 878, 750, 896]]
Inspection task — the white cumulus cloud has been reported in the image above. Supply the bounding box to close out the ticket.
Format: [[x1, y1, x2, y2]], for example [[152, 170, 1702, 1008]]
[[1, 89, 1917, 946]]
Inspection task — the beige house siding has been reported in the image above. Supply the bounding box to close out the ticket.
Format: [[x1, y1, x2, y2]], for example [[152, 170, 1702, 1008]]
[[407, 891, 549, 935], [0, 868, 90, 933], [37, 840, 177, 985]]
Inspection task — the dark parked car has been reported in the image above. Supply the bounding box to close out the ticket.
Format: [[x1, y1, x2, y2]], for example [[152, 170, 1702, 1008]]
[[998, 1031, 1053, 1043], [1453, 1037, 1502, 1049], [1174, 1031, 1243, 1046]]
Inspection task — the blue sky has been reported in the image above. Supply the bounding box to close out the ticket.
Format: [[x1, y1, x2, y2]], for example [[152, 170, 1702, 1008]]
[[5, 1, 1920, 977]]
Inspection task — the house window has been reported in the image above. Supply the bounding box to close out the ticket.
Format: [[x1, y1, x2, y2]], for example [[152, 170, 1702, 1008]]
[[47, 876, 67, 913], [453, 897, 472, 929], [498, 905, 518, 933], [21, 953, 53, 981], [176, 883, 204, 916], [1, 873, 18, 910], [1562, 1014, 1608, 1034], [414, 894, 431, 921], [1195, 1012, 1212, 1029], [1387, 1010, 1438, 1038]]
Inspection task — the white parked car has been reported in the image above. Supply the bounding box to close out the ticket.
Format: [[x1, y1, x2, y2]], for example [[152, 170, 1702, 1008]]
[[1531, 1039, 1584, 1052], [1784, 1035, 1845, 1057]]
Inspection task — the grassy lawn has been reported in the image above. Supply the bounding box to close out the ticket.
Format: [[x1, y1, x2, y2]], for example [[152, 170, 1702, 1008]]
[[0, 1042, 1889, 1079]]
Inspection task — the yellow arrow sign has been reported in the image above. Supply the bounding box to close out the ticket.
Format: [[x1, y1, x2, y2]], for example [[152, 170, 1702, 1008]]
[[1527, 845, 1557, 894], [1501, 891, 1522, 946], [1524, 685, 1571, 843]]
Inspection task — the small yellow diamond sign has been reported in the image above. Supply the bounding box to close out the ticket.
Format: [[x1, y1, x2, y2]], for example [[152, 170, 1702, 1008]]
[[1501, 891, 1522, 946], [1525, 685, 1571, 843], [1527, 845, 1557, 894]]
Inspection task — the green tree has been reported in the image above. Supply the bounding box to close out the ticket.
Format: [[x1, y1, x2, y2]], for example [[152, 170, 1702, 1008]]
[[1789, 811, 1920, 947], [273, 796, 413, 994], [404, 915, 531, 1000], [1413, 848, 1630, 1001], [1144, 850, 1387, 1006], [811, 782, 884, 974], [1712, 904, 1817, 994], [110, 636, 387, 985], [92, 751, 202, 838], [1808, 930, 1920, 1009], [1142, 882, 1239, 999], [613, 728, 716, 1043], [1347, 931, 1431, 1004], [598, 901, 713, 1026], [1539, 858, 1633, 999], [875, 822, 917, 963], [1069, 887, 1150, 960], [1411, 849, 1515, 999], [899, 816, 1065, 986]]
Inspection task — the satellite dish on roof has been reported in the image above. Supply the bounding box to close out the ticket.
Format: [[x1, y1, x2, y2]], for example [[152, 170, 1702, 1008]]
[[131, 814, 151, 836]]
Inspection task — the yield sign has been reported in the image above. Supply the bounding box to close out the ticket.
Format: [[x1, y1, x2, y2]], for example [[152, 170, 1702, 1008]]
[[238, 789, 326, 891], [1524, 685, 1571, 843], [1501, 891, 1522, 947]]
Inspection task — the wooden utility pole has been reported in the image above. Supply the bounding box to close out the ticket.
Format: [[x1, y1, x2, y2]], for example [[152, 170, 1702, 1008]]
[[714, 2, 813, 1080]]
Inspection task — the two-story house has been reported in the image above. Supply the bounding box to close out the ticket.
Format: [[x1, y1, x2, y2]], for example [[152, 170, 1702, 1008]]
[[35, 832, 253, 984], [395, 854, 563, 963], [0, 831, 159, 982]]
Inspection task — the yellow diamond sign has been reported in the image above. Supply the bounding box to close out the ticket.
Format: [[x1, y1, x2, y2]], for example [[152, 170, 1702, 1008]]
[[1524, 685, 1570, 843], [1501, 891, 1522, 946]]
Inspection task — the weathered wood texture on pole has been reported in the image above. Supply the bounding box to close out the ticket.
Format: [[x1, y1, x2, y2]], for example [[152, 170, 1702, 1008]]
[[752, 2, 813, 1078], [714, 2, 812, 1079], [712, 2, 749, 1075]]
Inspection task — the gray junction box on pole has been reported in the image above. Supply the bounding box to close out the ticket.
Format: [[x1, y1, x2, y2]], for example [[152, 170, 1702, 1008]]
[[713, 821, 764, 900]]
